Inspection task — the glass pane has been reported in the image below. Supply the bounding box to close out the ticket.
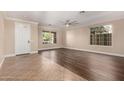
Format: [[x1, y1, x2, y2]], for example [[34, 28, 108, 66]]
[[42, 31, 56, 44], [90, 25, 112, 46]]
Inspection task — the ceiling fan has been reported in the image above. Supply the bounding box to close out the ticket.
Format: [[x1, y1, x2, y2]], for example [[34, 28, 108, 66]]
[[63, 19, 79, 27]]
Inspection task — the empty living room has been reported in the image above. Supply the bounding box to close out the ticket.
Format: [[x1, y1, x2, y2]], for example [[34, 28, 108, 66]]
[[0, 11, 124, 81], [1, 0, 124, 92]]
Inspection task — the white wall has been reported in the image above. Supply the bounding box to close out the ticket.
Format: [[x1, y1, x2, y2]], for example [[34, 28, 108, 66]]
[[64, 19, 124, 55]]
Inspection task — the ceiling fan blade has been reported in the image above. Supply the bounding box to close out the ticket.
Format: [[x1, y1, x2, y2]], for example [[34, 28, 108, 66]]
[[66, 20, 70, 23], [72, 20, 77, 22], [70, 21, 78, 24], [69, 22, 79, 26], [60, 19, 79, 27]]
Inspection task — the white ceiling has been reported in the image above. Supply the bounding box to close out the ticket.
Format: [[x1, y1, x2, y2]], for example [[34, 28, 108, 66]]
[[4, 11, 124, 28]]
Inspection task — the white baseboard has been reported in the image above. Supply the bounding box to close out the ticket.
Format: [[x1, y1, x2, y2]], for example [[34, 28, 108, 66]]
[[38, 47, 62, 51], [30, 51, 38, 54], [64, 47, 124, 57], [0, 56, 5, 66], [5, 54, 15, 57], [5, 51, 38, 57]]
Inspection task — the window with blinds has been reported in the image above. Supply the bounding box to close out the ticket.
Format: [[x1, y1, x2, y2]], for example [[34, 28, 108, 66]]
[[90, 25, 112, 46]]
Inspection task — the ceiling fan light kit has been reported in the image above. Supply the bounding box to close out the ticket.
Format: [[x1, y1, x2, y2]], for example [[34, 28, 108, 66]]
[[65, 23, 69, 27]]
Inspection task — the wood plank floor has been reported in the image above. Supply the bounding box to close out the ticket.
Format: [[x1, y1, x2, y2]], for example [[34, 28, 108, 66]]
[[0, 51, 86, 81], [39, 48, 124, 80], [1, 48, 124, 80]]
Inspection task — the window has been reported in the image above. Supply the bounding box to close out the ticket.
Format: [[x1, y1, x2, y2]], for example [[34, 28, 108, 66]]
[[90, 25, 112, 46], [42, 31, 56, 44]]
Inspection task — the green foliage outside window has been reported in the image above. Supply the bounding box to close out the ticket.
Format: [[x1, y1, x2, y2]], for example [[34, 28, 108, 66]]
[[42, 31, 56, 44]]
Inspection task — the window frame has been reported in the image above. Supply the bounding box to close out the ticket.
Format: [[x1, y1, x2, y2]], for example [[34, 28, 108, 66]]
[[90, 25, 112, 46], [42, 31, 57, 44]]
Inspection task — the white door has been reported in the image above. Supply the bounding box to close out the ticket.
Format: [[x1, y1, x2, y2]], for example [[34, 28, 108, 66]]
[[15, 22, 31, 55]]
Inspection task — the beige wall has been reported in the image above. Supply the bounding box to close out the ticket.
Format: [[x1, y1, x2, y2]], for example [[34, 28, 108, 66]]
[[31, 24, 38, 51], [65, 19, 124, 55], [4, 19, 38, 55], [4, 19, 15, 55], [0, 13, 5, 63], [4, 19, 64, 55], [3, 17, 124, 56], [38, 26, 64, 49]]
